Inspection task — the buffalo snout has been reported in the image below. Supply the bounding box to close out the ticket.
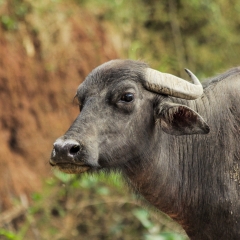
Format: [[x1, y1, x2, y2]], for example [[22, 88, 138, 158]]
[[50, 136, 98, 174], [50, 138, 81, 165]]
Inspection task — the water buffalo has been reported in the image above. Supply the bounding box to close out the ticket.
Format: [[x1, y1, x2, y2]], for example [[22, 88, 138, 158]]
[[50, 59, 240, 240]]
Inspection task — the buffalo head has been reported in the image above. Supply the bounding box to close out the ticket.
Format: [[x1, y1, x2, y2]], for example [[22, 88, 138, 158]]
[[50, 59, 209, 174]]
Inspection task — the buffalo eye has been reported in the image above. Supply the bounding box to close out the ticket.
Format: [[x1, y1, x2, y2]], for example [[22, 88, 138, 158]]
[[120, 92, 134, 102]]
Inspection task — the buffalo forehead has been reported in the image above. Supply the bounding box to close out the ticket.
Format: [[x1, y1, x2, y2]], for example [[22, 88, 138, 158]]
[[77, 59, 147, 98]]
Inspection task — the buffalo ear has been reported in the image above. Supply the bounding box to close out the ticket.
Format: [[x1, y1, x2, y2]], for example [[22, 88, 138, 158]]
[[155, 102, 210, 135]]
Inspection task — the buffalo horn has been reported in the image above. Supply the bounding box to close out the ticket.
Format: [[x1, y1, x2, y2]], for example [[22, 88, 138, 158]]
[[144, 68, 203, 100]]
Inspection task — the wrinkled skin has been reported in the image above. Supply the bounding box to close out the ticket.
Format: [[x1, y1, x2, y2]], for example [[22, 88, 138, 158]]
[[50, 60, 240, 240]]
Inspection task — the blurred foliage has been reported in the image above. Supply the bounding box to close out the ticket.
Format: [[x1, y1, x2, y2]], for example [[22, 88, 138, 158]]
[[0, 0, 31, 30], [77, 0, 240, 78], [0, 172, 187, 239], [1, 0, 240, 76]]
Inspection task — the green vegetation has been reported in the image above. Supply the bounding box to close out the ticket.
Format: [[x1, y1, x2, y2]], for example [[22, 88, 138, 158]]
[[2, 0, 240, 77], [0, 0, 31, 30], [78, 0, 240, 78], [0, 172, 187, 239]]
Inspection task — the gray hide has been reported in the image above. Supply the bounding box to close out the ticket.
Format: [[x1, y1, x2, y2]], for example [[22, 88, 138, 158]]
[[50, 60, 240, 240]]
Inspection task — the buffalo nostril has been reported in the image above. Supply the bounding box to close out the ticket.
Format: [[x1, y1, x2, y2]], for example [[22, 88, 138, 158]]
[[52, 139, 81, 160], [69, 145, 80, 155]]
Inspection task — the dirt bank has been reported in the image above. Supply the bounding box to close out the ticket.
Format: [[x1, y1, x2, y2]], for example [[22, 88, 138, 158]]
[[0, 1, 119, 209]]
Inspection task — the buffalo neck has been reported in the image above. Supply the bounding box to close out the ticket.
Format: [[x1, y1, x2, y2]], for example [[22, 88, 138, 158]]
[[122, 86, 240, 239]]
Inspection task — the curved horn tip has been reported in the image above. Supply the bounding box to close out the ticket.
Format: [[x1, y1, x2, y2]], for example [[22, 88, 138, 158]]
[[184, 68, 201, 85], [184, 68, 192, 78]]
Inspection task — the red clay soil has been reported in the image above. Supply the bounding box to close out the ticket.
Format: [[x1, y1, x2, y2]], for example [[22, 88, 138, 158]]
[[0, 6, 119, 209]]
